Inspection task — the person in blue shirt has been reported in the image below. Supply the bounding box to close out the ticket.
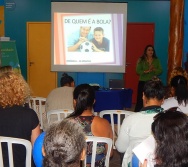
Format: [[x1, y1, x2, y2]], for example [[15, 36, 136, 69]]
[[91, 27, 110, 52], [67, 26, 93, 52]]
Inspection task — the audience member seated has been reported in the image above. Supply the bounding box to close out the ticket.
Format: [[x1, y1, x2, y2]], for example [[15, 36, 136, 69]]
[[46, 73, 75, 112], [115, 77, 165, 167], [42, 119, 86, 167], [68, 84, 113, 166], [166, 66, 188, 98], [168, 66, 188, 85], [0, 67, 40, 167], [140, 109, 188, 167], [45, 73, 75, 128], [162, 75, 188, 114]]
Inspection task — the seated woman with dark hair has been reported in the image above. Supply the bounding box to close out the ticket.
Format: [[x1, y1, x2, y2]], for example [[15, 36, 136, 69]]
[[162, 75, 188, 114], [44, 73, 75, 129], [68, 84, 113, 167], [141, 109, 188, 167], [46, 72, 75, 112], [115, 77, 165, 167], [165, 67, 188, 98], [42, 119, 86, 167]]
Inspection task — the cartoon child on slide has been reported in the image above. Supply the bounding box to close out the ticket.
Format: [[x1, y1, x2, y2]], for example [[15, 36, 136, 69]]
[[67, 26, 93, 52], [91, 27, 110, 52]]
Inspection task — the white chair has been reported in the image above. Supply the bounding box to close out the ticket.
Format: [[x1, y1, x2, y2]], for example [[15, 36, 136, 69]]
[[99, 110, 134, 149], [47, 109, 74, 125], [0, 136, 32, 167], [83, 136, 112, 167], [29, 97, 46, 130]]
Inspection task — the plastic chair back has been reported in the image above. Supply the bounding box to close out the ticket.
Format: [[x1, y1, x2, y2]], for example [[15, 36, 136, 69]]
[[29, 97, 46, 130], [83, 136, 112, 167], [99, 110, 134, 149], [47, 109, 74, 125], [0, 136, 32, 167]]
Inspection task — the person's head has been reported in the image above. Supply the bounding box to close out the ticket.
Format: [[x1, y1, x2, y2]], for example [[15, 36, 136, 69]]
[[170, 75, 188, 105], [93, 27, 104, 43], [60, 73, 74, 87], [142, 77, 165, 107], [0, 65, 13, 73], [152, 109, 188, 166], [80, 26, 91, 38], [0, 70, 30, 108], [168, 66, 188, 85], [69, 84, 95, 117], [42, 119, 86, 167], [142, 45, 157, 60]]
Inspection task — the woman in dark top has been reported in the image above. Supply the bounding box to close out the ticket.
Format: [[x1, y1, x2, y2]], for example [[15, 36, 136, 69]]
[[68, 84, 113, 167], [0, 67, 40, 167]]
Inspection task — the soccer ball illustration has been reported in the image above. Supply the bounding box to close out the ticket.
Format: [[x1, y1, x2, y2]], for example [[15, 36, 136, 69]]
[[80, 41, 93, 52]]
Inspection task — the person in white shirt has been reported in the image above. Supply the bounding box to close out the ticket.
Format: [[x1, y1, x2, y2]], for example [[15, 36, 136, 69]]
[[44, 73, 75, 129], [162, 75, 188, 114], [115, 77, 165, 167], [45, 73, 75, 112]]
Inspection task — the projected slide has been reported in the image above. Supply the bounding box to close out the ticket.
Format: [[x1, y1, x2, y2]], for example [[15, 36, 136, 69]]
[[53, 13, 123, 66]]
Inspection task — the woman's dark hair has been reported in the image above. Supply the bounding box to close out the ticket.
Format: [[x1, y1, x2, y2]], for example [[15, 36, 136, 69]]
[[143, 77, 165, 101], [152, 109, 188, 167], [69, 84, 95, 118], [43, 119, 86, 167], [170, 75, 188, 106], [140, 44, 157, 61], [60, 73, 74, 87]]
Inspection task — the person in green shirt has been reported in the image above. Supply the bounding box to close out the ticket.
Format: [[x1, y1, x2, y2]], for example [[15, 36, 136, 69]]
[[134, 45, 162, 112]]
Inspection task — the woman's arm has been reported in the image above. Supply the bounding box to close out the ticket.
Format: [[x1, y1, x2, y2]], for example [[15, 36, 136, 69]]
[[136, 59, 148, 75], [115, 118, 130, 153], [31, 125, 41, 146], [91, 117, 113, 157]]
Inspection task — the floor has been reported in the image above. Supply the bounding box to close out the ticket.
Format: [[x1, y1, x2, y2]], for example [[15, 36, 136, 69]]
[[109, 150, 123, 167]]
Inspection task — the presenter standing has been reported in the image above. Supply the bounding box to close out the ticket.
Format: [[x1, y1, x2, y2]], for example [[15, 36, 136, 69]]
[[134, 45, 162, 112]]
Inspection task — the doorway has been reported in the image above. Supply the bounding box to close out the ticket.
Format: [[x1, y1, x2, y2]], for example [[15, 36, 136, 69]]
[[124, 23, 154, 103], [27, 22, 57, 97]]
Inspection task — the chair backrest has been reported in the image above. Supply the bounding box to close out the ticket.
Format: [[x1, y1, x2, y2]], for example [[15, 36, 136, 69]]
[[99, 110, 134, 149], [47, 109, 74, 125], [0, 136, 32, 167], [29, 97, 46, 130], [83, 136, 112, 167]]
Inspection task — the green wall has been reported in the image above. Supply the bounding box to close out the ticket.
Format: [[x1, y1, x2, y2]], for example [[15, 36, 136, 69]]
[[4, 0, 170, 86]]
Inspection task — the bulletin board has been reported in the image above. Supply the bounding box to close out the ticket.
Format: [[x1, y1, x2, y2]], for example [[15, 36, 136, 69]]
[[0, 41, 21, 73]]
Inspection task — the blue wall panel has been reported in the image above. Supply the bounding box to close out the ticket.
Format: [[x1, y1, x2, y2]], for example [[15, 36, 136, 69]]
[[0, 0, 4, 6]]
